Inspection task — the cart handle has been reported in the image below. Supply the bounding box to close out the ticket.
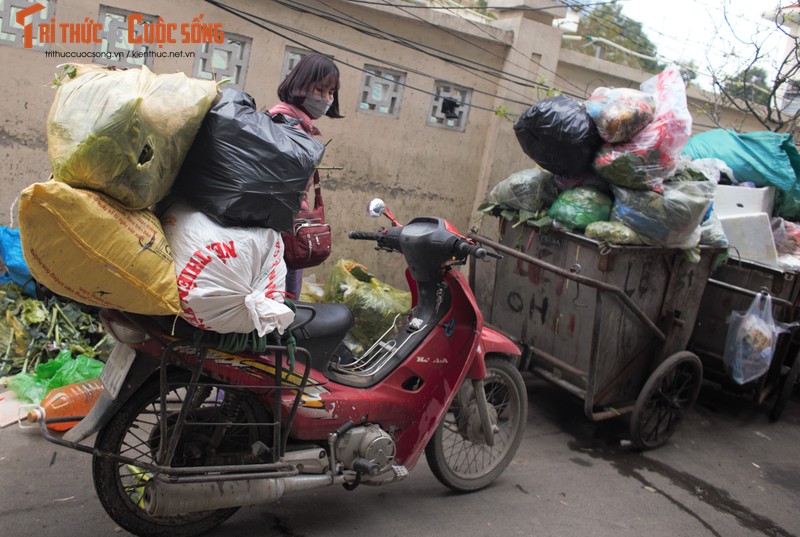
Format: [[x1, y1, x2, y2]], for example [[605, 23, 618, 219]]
[[469, 231, 666, 342], [706, 279, 794, 315]]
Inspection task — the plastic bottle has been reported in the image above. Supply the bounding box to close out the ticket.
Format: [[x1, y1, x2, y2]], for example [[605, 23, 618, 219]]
[[26, 378, 105, 431]]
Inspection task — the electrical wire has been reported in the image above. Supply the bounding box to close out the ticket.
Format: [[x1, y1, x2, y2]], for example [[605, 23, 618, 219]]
[[278, 0, 562, 106], [375, 0, 589, 100], [346, 0, 615, 10], [388, 0, 591, 96], [278, 0, 564, 95], [566, 0, 783, 88], [204, 0, 511, 112], [560, 0, 658, 72]]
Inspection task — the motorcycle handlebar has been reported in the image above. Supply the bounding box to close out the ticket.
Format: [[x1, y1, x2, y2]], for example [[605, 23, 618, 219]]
[[454, 240, 487, 260], [348, 229, 492, 261], [348, 231, 380, 241]]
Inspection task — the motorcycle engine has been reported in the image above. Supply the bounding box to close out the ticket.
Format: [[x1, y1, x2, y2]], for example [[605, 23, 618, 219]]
[[335, 424, 396, 473]]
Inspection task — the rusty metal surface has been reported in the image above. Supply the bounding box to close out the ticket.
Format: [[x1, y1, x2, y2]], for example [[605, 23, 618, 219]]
[[472, 223, 720, 418], [689, 259, 800, 391]]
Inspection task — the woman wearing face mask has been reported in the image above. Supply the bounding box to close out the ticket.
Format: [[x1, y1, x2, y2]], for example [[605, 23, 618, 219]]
[[269, 53, 344, 300]]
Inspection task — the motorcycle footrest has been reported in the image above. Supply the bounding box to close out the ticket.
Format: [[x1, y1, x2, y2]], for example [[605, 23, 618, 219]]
[[391, 465, 409, 480]]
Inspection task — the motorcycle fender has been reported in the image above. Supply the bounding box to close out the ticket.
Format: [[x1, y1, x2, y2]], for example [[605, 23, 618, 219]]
[[62, 349, 159, 443], [468, 327, 521, 379]]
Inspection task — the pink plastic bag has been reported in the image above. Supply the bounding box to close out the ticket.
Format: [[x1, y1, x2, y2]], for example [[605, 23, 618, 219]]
[[594, 66, 693, 191]]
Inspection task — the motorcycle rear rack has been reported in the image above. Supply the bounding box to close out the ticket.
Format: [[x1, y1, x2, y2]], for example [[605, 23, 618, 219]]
[[153, 338, 314, 468], [37, 335, 316, 484]]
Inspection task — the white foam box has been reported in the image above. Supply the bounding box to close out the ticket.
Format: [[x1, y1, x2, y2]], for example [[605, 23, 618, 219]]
[[718, 212, 779, 268], [714, 185, 775, 217]]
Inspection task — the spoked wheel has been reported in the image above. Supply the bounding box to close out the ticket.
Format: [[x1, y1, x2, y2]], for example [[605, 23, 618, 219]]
[[92, 373, 270, 537], [425, 357, 527, 492], [770, 349, 800, 422], [630, 352, 703, 450]]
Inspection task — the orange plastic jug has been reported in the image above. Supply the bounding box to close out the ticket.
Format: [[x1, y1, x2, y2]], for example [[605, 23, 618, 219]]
[[26, 378, 105, 431]]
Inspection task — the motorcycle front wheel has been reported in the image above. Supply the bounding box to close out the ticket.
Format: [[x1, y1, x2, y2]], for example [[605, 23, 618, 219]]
[[92, 372, 270, 537], [425, 357, 528, 492]]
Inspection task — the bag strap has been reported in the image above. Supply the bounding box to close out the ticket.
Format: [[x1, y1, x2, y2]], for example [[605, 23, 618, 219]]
[[310, 170, 323, 210]]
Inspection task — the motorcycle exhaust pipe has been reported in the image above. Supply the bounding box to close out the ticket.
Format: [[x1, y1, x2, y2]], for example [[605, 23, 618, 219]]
[[144, 474, 334, 516]]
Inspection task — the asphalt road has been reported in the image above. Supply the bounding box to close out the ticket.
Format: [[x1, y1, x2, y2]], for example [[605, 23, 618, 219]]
[[1, 375, 798, 537]]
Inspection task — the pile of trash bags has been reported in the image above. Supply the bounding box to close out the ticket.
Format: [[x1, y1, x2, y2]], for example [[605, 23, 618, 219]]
[[18, 64, 326, 338], [490, 64, 800, 261], [489, 63, 800, 386]]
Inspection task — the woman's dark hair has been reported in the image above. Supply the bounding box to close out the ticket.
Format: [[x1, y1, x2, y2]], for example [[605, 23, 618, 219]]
[[278, 53, 343, 119]]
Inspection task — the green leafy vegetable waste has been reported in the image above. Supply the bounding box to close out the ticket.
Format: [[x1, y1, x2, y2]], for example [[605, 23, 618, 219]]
[[323, 260, 412, 351], [0, 283, 114, 379], [477, 201, 552, 229]]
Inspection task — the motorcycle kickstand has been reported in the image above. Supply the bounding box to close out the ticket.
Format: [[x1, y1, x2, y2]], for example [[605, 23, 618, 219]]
[[472, 378, 497, 446]]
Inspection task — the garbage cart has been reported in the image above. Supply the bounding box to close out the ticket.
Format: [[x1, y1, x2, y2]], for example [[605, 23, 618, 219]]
[[687, 258, 800, 421], [470, 221, 725, 449]]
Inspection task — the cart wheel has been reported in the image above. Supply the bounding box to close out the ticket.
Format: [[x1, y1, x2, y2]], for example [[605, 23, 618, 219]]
[[769, 350, 800, 422], [630, 352, 703, 450]]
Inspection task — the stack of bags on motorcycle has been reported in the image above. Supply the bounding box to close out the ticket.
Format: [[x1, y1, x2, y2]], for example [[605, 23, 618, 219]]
[[18, 63, 324, 337], [487, 64, 729, 256]]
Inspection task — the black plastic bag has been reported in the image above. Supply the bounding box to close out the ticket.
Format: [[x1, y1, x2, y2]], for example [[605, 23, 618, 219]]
[[514, 95, 603, 177], [173, 87, 325, 231]]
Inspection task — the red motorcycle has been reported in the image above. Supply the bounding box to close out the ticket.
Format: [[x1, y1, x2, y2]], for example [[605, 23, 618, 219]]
[[43, 200, 528, 537]]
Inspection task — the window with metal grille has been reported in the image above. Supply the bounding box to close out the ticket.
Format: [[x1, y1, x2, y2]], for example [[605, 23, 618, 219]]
[[280, 46, 311, 80], [94, 5, 157, 68], [194, 32, 251, 88], [358, 65, 405, 117], [0, 0, 55, 50], [428, 81, 472, 132]]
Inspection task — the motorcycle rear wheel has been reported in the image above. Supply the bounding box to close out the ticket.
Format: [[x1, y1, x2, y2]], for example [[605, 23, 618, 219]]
[[425, 357, 527, 492], [92, 372, 270, 537]]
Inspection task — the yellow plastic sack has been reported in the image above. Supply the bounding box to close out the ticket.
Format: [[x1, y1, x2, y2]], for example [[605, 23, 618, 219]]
[[19, 181, 180, 315], [47, 64, 219, 209]]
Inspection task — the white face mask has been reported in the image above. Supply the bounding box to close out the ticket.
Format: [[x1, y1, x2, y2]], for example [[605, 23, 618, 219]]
[[302, 94, 333, 119]]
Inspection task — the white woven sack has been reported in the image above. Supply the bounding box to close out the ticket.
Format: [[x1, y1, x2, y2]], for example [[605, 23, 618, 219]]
[[162, 202, 294, 336]]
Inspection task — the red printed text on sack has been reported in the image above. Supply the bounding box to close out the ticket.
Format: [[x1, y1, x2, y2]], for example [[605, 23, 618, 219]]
[[205, 240, 236, 264], [176, 250, 213, 301]]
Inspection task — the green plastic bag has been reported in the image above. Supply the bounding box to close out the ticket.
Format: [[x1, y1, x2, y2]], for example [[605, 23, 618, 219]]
[[324, 260, 411, 350], [488, 168, 558, 213], [6, 349, 104, 404], [548, 186, 612, 231], [585, 221, 643, 245]]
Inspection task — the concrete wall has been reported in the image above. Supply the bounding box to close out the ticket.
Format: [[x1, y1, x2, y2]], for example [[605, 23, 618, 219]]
[[0, 0, 770, 292]]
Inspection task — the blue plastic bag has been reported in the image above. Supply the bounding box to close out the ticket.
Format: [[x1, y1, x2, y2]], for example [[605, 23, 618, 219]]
[[0, 226, 36, 297]]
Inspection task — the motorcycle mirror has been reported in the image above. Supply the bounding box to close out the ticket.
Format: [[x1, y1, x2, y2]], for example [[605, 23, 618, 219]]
[[367, 198, 386, 218]]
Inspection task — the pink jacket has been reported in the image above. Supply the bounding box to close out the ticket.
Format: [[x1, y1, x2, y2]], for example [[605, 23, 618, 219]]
[[268, 102, 321, 136]]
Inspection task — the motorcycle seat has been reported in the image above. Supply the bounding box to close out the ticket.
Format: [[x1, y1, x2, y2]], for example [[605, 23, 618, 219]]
[[127, 302, 353, 371], [290, 302, 354, 370], [290, 301, 354, 340]]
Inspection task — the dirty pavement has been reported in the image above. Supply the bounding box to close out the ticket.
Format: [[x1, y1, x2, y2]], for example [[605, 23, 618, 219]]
[[0, 375, 797, 537]]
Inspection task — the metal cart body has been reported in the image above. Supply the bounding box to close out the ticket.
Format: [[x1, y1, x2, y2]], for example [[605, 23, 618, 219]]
[[472, 222, 724, 448], [688, 258, 799, 419]]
